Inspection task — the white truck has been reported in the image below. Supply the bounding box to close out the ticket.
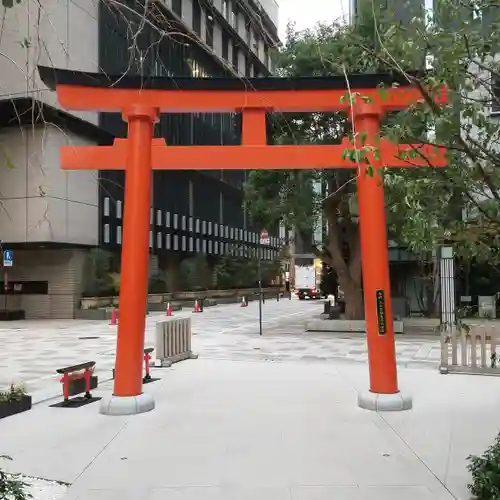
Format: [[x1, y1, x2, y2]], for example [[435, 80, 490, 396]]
[[294, 260, 321, 300]]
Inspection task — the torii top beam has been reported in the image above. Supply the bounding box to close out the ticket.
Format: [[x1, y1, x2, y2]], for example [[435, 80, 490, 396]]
[[38, 66, 448, 171], [38, 66, 447, 113]]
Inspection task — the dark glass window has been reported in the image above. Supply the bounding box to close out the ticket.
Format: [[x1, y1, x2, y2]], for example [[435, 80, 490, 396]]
[[0, 281, 49, 295], [222, 32, 229, 60], [244, 56, 251, 77], [253, 33, 259, 55], [231, 3, 239, 31], [245, 20, 251, 45], [193, 1, 201, 34], [232, 46, 239, 72], [172, 0, 182, 16], [206, 14, 214, 48]]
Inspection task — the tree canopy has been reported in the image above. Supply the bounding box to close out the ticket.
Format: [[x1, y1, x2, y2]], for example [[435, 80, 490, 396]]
[[244, 0, 500, 317], [377, 0, 500, 262]]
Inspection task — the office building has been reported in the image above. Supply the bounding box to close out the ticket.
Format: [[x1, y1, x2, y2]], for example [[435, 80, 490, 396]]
[[0, 0, 281, 318]]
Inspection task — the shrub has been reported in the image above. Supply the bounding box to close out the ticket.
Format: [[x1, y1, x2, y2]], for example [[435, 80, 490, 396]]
[[82, 249, 119, 297], [0, 384, 26, 404], [468, 432, 500, 499], [0, 455, 32, 500], [179, 256, 211, 291]]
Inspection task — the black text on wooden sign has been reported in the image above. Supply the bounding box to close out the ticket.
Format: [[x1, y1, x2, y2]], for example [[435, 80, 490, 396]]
[[375, 289, 387, 335]]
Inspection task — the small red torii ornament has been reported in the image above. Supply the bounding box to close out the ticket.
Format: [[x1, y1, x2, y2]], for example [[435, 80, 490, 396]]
[[38, 66, 447, 415]]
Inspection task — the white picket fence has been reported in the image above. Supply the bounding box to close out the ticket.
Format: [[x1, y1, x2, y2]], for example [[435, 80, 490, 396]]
[[155, 317, 198, 367], [440, 323, 500, 375]]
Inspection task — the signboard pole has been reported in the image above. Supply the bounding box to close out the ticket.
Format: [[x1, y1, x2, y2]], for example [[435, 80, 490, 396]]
[[3, 271, 7, 311], [258, 229, 269, 337], [258, 258, 263, 336]]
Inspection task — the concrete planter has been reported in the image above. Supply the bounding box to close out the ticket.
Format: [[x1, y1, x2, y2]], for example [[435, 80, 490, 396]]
[[81, 288, 282, 312], [0, 309, 25, 321], [148, 302, 183, 312], [305, 319, 405, 334], [147, 293, 165, 304], [0, 395, 32, 419], [75, 308, 115, 320], [80, 296, 114, 310], [76, 302, 184, 320]]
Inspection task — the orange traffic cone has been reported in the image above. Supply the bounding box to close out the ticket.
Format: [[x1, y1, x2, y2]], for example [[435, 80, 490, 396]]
[[109, 307, 118, 325], [193, 299, 200, 313], [240, 296, 248, 307], [166, 302, 173, 317]]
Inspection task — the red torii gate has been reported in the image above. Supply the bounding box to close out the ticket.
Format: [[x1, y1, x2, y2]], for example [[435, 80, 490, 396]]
[[38, 66, 447, 415]]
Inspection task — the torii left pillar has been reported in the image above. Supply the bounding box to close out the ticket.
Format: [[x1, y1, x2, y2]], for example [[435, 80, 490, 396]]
[[100, 105, 158, 416]]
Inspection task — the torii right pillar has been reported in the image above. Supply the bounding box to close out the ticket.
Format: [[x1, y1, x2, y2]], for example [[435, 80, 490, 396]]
[[354, 100, 411, 411]]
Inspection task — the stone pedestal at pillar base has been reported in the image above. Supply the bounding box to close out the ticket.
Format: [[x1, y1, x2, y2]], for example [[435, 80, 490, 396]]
[[99, 393, 155, 416], [358, 391, 412, 412]]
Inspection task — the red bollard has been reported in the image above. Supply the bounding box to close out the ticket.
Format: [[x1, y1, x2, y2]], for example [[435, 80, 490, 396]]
[[166, 302, 173, 316], [109, 307, 118, 326], [193, 299, 200, 313], [143, 350, 152, 382]]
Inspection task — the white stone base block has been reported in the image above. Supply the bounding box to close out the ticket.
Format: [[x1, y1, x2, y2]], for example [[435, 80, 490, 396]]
[[358, 391, 412, 412], [99, 392, 155, 416]]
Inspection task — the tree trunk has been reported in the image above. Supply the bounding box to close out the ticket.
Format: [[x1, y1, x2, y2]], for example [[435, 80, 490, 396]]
[[339, 274, 364, 319], [323, 201, 364, 320]]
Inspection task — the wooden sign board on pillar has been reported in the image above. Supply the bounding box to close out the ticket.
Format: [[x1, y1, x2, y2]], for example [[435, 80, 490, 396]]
[[38, 65, 448, 413]]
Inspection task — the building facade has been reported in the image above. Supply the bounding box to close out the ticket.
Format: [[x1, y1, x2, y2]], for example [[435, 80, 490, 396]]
[[0, 0, 281, 318], [350, 0, 426, 25]]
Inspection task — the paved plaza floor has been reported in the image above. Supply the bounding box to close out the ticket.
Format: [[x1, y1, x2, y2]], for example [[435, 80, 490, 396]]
[[0, 299, 496, 499], [0, 299, 442, 403]]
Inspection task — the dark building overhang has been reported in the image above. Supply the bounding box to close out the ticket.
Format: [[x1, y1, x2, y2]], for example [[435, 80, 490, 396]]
[[0, 97, 114, 145], [38, 65, 422, 91]]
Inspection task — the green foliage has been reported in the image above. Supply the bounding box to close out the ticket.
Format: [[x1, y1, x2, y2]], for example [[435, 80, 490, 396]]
[[108, 273, 121, 295], [468, 432, 500, 499], [0, 146, 16, 170], [148, 272, 167, 293], [2, 0, 22, 7], [244, 170, 317, 234], [214, 254, 281, 289], [246, 0, 500, 270], [0, 384, 26, 404], [372, 0, 500, 262], [179, 255, 212, 291], [0, 456, 31, 500], [320, 264, 337, 296], [214, 256, 255, 289], [82, 249, 119, 297]]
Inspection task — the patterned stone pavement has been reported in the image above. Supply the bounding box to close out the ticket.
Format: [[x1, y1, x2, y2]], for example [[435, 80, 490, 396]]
[[197, 333, 442, 368], [0, 299, 442, 403]]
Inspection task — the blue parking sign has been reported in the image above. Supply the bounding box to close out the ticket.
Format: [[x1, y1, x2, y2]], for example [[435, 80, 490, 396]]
[[3, 249, 13, 267]]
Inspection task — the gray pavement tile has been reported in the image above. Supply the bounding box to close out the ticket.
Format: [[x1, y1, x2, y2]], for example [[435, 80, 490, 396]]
[[0, 300, 443, 402], [291, 486, 361, 500], [291, 485, 452, 500], [147, 486, 292, 500]]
